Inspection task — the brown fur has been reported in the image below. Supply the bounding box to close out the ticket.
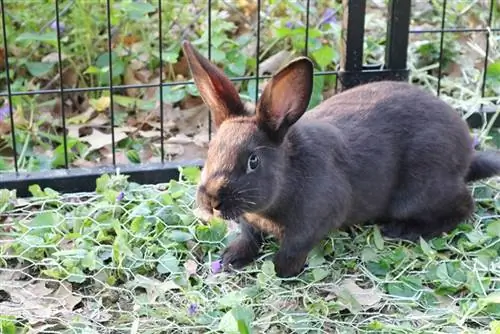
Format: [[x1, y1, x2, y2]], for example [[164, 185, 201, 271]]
[[182, 41, 500, 278]]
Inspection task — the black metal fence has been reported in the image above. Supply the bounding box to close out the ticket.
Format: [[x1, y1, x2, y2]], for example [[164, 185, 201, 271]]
[[0, 0, 498, 197]]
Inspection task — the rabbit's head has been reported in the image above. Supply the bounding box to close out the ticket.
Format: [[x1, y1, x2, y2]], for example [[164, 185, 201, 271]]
[[182, 41, 313, 220]]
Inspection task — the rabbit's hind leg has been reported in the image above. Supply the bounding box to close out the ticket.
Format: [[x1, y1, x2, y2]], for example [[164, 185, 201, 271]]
[[381, 180, 474, 241]]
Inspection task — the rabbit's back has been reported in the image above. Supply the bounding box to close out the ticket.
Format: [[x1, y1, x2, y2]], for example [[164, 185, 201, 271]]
[[297, 81, 473, 224]]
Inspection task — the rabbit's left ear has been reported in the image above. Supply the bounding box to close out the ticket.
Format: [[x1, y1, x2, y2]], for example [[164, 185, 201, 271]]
[[256, 57, 314, 142], [182, 41, 247, 129]]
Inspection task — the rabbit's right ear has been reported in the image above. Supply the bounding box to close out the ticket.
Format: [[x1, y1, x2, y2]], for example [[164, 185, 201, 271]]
[[182, 41, 246, 128]]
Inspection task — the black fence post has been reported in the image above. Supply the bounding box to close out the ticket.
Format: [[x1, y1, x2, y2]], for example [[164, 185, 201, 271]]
[[385, 0, 411, 82], [337, 0, 366, 91], [338, 0, 412, 91]]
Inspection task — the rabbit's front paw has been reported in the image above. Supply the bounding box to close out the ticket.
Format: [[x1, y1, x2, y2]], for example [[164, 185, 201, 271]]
[[273, 250, 308, 278], [221, 237, 260, 270]]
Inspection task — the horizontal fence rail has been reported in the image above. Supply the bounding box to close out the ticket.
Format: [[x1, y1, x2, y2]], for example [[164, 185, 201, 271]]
[[0, 0, 498, 197]]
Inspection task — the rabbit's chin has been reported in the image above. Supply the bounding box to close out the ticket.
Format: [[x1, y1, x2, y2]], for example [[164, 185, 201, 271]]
[[214, 208, 245, 221]]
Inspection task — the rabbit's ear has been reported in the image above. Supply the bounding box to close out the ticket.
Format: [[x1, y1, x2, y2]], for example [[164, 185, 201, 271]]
[[182, 41, 246, 128], [256, 57, 314, 142]]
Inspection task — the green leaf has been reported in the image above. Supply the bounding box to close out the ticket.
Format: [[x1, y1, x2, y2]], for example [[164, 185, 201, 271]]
[[490, 320, 500, 334], [32, 212, 60, 229], [312, 268, 329, 282], [486, 61, 500, 85], [0, 318, 16, 334], [179, 166, 201, 184], [386, 281, 417, 298], [84, 65, 102, 74], [161, 85, 186, 104], [157, 252, 180, 274], [51, 139, 79, 168], [228, 55, 247, 76], [169, 230, 193, 242], [218, 290, 247, 308], [126, 149, 141, 163], [419, 237, 436, 257], [218, 306, 254, 334], [29, 184, 46, 197], [16, 31, 57, 44], [480, 291, 500, 305], [25, 62, 55, 77], [307, 75, 324, 110], [311, 45, 335, 70], [261, 260, 276, 277], [486, 220, 500, 237], [195, 217, 227, 242], [372, 226, 384, 250]]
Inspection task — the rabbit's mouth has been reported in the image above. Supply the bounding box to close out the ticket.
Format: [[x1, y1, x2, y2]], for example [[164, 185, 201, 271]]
[[213, 205, 244, 221]]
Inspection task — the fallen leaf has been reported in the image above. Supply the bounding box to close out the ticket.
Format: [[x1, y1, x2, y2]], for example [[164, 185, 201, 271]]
[[138, 130, 160, 138], [124, 275, 180, 303], [124, 64, 143, 97], [0, 278, 82, 325], [90, 96, 111, 112], [184, 259, 198, 276], [67, 107, 96, 125], [80, 128, 128, 152], [331, 279, 383, 312], [259, 50, 292, 76], [165, 143, 184, 157], [41, 52, 68, 63], [166, 133, 193, 145]]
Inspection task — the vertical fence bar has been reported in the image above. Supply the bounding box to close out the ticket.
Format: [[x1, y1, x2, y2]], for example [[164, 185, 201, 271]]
[[106, 0, 116, 166], [436, 0, 447, 96], [385, 0, 411, 81], [55, 0, 69, 169], [0, 0, 18, 173], [255, 0, 261, 102], [304, 0, 310, 56], [480, 0, 495, 100], [207, 0, 212, 139], [338, 0, 367, 90], [158, 0, 165, 163]]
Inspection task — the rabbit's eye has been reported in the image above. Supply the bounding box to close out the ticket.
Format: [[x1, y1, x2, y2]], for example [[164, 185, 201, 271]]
[[247, 153, 260, 173]]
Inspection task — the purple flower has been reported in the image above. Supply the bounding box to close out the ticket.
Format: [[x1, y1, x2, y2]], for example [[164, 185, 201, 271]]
[[285, 21, 305, 29], [318, 8, 337, 26], [187, 303, 198, 316], [49, 20, 65, 33], [0, 102, 10, 122], [211, 259, 222, 274], [116, 191, 124, 201]]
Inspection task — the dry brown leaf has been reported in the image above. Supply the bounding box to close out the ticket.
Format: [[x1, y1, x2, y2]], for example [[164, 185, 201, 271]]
[[124, 64, 143, 97], [184, 260, 198, 276], [166, 133, 193, 145], [67, 107, 96, 125], [41, 52, 68, 63], [62, 67, 78, 88], [0, 277, 82, 325], [332, 279, 383, 310], [259, 50, 292, 76], [80, 128, 128, 152], [138, 130, 161, 138], [66, 125, 80, 139], [165, 143, 184, 157]]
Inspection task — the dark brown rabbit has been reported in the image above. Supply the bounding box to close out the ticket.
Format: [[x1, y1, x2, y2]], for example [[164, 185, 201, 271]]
[[181, 40, 500, 278]]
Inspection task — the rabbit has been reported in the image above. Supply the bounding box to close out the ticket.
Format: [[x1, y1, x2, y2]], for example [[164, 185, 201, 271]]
[[181, 40, 500, 278]]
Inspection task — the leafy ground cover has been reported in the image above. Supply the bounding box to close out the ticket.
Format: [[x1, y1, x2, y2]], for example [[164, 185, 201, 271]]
[[0, 168, 500, 333], [0, 0, 499, 171], [1, 1, 500, 333]]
